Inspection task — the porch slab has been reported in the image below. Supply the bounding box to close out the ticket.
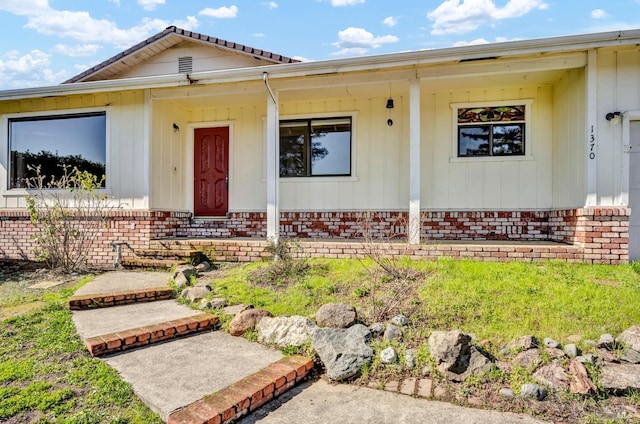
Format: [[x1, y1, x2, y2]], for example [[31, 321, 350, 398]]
[[73, 271, 170, 296]]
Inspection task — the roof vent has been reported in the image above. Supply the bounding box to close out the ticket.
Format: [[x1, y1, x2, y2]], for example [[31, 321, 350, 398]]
[[178, 56, 193, 73]]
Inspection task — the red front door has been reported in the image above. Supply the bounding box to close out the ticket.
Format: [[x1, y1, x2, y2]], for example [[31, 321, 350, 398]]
[[194, 127, 229, 216]]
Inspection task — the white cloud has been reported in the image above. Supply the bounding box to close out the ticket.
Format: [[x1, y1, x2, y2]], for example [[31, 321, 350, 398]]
[[138, 0, 165, 11], [292, 55, 312, 62], [199, 6, 239, 19], [253, 32, 265, 37], [0, 49, 68, 88], [330, 0, 365, 5], [173, 16, 199, 31], [332, 27, 398, 55], [263, 1, 278, 9], [427, 0, 548, 35], [0, 0, 49, 16], [453, 36, 519, 46], [382, 16, 398, 27], [591, 9, 607, 19], [108, 0, 121, 6], [53, 44, 102, 57]]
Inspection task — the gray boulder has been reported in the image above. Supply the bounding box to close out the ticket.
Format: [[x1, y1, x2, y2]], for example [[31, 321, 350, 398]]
[[195, 261, 212, 272], [499, 388, 515, 399], [369, 322, 385, 337], [520, 384, 547, 401], [563, 343, 580, 358], [312, 324, 374, 381], [173, 264, 198, 281], [229, 309, 272, 336], [405, 349, 416, 369], [180, 286, 210, 303], [380, 347, 397, 364], [256, 315, 318, 347], [315, 303, 357, 328], [601, 363, 640, 392], [428, 330, 492, 382], [383, 324, 402, 341], [621, 348, 640, 364], [508, 335, 538, 351], [173, 273, 190, 290], [617, 326, 640, 352], [512, 349, 543, 370], [543, 337, 560, 349], [597, 333, 615, 349], [533, 364, 569, 391], [390, 314, 408, 327]]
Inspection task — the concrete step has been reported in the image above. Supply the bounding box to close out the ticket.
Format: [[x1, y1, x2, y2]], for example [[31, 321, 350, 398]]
[[167, 356, 314, 424], [83, 312, 218, 357], [68, 286, 174, 310], [120, 257, 186, 269]]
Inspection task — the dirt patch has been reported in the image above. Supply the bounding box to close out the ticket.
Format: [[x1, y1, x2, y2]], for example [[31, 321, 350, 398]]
[[592, 279, 621, 287]]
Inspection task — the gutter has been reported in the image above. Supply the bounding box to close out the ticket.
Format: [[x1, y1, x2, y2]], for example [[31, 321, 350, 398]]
[[1, 29, 640, 102]]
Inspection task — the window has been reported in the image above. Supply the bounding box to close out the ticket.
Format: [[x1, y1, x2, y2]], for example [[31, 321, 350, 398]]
[[279, 117, 351, 177], [9, 112, 107, 189], [457, 105, 525, 157]]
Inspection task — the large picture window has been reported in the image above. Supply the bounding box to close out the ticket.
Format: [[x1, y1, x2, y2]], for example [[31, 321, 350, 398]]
[[457, 105, 525, 157], [9, 112, 107, 189], [279, 117, 351, 177]]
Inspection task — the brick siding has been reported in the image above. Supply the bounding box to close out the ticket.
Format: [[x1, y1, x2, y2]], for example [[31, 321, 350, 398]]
[[0, 207, 630, 266]]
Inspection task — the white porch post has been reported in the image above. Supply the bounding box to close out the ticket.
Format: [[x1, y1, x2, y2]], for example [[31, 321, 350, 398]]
[[408, 78, 421, 244], [265, 80, 280, 242], [585, 49, 598, 206]]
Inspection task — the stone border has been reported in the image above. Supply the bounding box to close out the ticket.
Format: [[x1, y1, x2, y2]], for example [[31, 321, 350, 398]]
[[168, 356, 314, 424], [68, 287, 174, 310], [83, 313, 218, 357]]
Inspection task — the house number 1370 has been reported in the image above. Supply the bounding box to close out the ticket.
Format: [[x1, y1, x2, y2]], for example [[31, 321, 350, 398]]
[[589, 126, 596, 160]]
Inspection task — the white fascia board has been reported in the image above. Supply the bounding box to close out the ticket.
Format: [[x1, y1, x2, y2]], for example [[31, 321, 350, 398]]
[[2, 29, 640, 102]]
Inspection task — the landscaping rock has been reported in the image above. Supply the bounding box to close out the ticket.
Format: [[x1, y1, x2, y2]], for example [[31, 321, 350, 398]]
[[569, 360, 597, 395], [405, 349, 416, 369], [315, 303, 357, 328], [257, 315, 318, 347], [617, 326, 640, 352], [180, 286, 210, 303], [566, 334, 582, 343], [428, 330, 493, 382], [545, 347, 566, 360], [380, 347, 397, 364], [601, 363, 640, 392], [563, 343, 579, 358], [621, 348, 640, 364], [390, 314, 408, 327], [383, 323, 402, 341], [576, 354, 598, 365], [543, 337, 560, 349], [508, 335, 538, 351], [520, 384, 547, 401], [598, 348, 619, 363], [209, 297, 227, 309], [223, 304, 252, 317], [597, 333, 615, 349], [512, 349, 543, 370], [533, 364, 569, 391], [229, 308, 272, 336], [195, 261, 212, 272], [369, 322, 385, 337], [499, 388, 515, 399], [173, 273, 190, 290], [173, 264, 198, 281], [312, 324, 373, 381]]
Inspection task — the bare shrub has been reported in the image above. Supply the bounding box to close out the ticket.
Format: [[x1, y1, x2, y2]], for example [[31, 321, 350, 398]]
[[25, 165, 117, 273], [251, 238, 310, 287]]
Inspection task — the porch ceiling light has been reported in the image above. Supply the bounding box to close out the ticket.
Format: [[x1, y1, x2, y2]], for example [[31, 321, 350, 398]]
[[386, 97, 394, 109], [605, 112, 622, 125]]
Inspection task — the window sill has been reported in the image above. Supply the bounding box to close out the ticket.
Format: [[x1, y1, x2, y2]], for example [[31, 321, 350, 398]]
[[449, 155, 535, 163], [2, 188, 113, 197], [261, 176, 360, 183]]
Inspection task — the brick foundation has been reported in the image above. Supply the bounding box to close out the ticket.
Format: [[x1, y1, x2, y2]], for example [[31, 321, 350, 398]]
[[0, 207, 630, 265]]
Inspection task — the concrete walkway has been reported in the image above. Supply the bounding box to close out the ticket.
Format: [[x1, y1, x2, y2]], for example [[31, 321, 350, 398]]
[[70, 271, 550, 424]]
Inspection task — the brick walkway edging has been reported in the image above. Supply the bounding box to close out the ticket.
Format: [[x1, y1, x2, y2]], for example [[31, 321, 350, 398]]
[[168, 356, 314, 424]]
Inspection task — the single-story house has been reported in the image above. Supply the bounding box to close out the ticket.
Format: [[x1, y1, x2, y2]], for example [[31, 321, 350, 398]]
[[1, 26, 639, 266]]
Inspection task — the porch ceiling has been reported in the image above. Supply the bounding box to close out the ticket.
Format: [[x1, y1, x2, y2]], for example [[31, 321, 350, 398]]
[[157, 67, 569, 109]]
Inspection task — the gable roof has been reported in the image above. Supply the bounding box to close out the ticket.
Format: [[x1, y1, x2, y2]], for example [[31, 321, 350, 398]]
[[64, 26, 300, 84]]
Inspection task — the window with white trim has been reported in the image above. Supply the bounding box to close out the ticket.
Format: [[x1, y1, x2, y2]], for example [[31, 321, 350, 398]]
[[279, 117, 351, 177], [457, 105, 525, 157], [8, 112, 107, 188]]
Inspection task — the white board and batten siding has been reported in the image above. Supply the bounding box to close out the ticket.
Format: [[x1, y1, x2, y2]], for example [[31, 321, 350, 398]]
[[0, 90, 148, 209]]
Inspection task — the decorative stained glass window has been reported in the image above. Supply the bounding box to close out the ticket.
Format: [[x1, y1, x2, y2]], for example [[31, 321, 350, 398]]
[[457, 105, 525, 157]]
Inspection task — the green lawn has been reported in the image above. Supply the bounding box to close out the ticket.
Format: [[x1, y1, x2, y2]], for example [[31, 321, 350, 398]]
[[209, 258, 640, 349], [0, 273, 162, 424]]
